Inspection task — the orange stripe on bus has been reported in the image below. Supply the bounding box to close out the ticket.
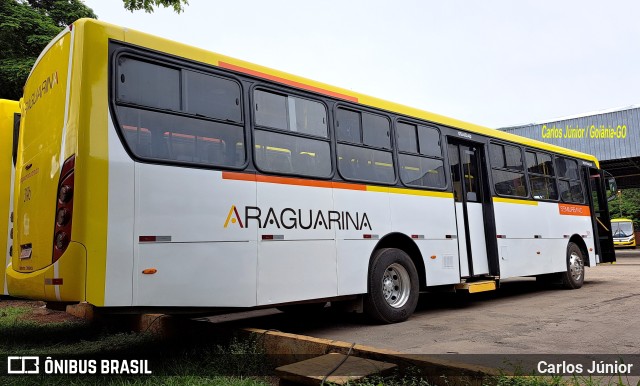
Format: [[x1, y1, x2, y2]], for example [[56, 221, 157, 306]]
[[219, 62, 359, 103], [222, 172, 257, 182], [558, 203, 591, 217], [255, 174, 334, 189], [222, 172, 366, 191]]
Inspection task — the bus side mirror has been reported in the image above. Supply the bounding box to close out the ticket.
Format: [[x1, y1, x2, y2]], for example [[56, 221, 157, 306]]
[[606, 177, 617, 202]]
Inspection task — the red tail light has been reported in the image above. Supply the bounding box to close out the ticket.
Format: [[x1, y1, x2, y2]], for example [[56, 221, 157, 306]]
[[52, 155, 75, 263]]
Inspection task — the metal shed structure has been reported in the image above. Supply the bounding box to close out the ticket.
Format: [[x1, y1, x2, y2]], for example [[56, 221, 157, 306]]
[[500, 105, 640, 188]]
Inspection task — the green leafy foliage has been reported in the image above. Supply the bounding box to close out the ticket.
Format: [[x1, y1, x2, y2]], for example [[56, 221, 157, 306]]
[[608, 188, 640, 229], [0, 0, 96, 100], [122, 0, 189, 13]]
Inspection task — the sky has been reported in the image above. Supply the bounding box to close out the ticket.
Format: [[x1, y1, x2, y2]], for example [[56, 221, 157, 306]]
[[81, 0, 640, 129]]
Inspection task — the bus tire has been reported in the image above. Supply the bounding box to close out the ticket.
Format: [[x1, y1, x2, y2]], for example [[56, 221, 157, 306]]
[[364, 248, 419, 324], [561, 242, 585, 289]]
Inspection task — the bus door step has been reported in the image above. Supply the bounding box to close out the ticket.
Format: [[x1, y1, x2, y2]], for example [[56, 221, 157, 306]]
[[454, 280, 497, 293]]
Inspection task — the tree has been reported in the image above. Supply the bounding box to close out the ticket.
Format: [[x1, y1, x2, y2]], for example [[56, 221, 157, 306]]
[[122, 0, 188, 13], [0, 0, 96, 100], [608, 188, 640, 229]]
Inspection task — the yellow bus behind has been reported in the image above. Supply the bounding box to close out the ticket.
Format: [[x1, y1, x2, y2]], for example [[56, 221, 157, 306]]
[[1, 99, 20, 295]]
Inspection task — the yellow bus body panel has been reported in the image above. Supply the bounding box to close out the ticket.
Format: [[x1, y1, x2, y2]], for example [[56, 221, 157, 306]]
[[0, 99, 19, 295], [13, 32, 71, 277], [72, 20, 124, 306], [6, 241, 85, 300]]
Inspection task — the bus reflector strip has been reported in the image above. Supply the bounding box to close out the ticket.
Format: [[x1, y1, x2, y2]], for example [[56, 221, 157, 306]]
[[262, 235, 284, 240], [139, 236, 172, 243], [411, 235, 424, 239], [363, 234, 379, 239], [45, 278, 63, 285], [497, 235, 507, 238]]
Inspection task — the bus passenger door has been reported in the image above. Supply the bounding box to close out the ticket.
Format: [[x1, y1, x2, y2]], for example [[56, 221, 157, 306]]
[[448, 142, 491, 277], [585, 167, 615, 263]]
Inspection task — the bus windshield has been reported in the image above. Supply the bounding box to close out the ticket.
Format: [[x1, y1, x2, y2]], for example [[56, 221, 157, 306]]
[[612, 221, 634, 238]]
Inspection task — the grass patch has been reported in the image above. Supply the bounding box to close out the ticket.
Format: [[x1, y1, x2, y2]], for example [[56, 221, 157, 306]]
[[0, 304, 273, 385]]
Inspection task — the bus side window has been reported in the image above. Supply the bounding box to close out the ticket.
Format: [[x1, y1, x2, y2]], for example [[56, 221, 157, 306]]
[[336, 107, 394, 184], [397, 123, 445, 189], [556, 157, 584, 203], [253, 90, 331, 178], [490, 143, 527, 198]]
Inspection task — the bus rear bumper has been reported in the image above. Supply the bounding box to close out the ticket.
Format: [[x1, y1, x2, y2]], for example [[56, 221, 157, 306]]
[[6, 242, 86, 302]]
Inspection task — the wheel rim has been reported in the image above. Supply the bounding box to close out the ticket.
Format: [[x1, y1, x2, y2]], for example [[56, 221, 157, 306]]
[[382, 263, 411, 308], [569, 252, 584, 282]]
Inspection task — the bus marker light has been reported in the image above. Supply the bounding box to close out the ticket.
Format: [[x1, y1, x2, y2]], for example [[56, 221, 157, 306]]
[[536, 251, 541, 255], [363, 234, 379, 239], [589, 248, 593, 252], [44, 278, 63, 285], [496, 235, 506, 239], [262, 235, 284, 240], [142, 269, 158, 275], [139, 236, 172, 243], [430, 255, 437, 259], [411, 235, 424, 239]]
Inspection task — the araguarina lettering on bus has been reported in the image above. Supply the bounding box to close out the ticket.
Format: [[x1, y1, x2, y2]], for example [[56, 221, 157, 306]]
[[226, 205, 372, 230]]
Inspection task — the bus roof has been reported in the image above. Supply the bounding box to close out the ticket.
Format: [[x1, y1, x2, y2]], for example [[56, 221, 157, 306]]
[[76, 19, 598, 166], [611, 218, 633, 223]]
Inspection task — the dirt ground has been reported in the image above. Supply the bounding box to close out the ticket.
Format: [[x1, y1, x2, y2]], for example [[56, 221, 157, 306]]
[[209, 252, 640, 355], [0, 299, 82, 324]]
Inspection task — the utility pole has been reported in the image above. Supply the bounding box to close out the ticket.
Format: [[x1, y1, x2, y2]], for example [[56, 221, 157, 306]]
[[618, 189, 623, 218]]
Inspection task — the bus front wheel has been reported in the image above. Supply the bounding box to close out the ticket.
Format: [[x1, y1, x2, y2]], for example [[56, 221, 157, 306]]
[[364, 248, 419, 324], [561, 242, 585, 289]]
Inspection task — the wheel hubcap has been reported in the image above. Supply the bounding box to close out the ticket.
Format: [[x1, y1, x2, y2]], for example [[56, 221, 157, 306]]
[[382, 263, 411, 308], [569, 252, 584, 282]]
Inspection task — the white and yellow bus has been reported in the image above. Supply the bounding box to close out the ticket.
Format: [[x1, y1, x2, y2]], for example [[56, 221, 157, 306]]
[[7, 19, 616, 323], [1, 99, 20, 296], [611, 218, 635, 248]]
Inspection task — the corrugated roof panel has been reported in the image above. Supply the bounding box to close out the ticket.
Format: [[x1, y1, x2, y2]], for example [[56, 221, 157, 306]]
[[500, 106, 640, 162]]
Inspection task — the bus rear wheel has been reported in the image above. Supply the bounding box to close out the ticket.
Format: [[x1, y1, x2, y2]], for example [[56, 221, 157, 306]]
[[561, 242, 585, 289], [364, 248, 419, 324]]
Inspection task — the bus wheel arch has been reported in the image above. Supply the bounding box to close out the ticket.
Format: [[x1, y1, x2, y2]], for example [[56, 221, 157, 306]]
[[569, 234, 590, 266], [372, 233, 426, 289]]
